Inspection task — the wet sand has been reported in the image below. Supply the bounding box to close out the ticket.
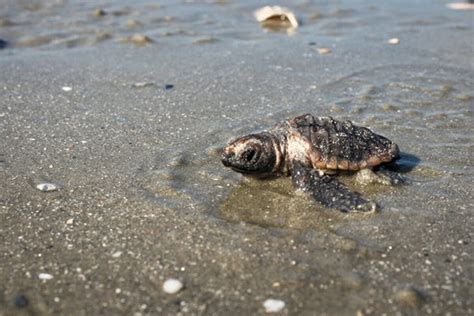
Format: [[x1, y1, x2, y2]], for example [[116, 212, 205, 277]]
[[1, 0, 473, 315]]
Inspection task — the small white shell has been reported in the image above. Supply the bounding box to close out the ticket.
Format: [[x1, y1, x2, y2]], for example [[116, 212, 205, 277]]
[[36, 183, 59, 192], [132, 82, 155, 88], [163, 278, 183, 294], [263, 298, 285, 313], [387, 38, 400, 45], [38, 273, 54, 280]]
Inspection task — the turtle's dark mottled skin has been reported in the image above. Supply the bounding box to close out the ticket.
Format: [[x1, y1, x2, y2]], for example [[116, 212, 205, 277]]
[[221, 114, 400, 212]]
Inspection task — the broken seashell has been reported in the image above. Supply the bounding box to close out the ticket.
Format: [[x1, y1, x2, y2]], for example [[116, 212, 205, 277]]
[[254, 6, 299, 29], [132, 82, 155, 88], [446, 2, 474, 10], [36, 183, 60, 192], [263, 298, 285, 313]]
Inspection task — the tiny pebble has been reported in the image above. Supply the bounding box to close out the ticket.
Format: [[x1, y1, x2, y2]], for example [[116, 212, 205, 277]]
[[163, 278, 183, 294], [36, 183, 59, 192], [38, 273, 54, 280], [317, 47, 331, 55], [263, 298, 285, 313], [14, 294, 28, 308], [388, 38, 400, 45], [62, 86, 72, 92], [112, 251, 123, 258], [130, 34, 152, 45], [92, 8, 107, 17], [66, 218, 74, 225]]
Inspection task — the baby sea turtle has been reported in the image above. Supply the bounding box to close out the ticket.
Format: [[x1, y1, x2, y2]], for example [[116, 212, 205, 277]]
[[221, 114, 401, 212]]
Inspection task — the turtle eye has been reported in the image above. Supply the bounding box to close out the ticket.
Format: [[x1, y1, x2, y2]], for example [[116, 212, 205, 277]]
[[243, 149, 256, 162]]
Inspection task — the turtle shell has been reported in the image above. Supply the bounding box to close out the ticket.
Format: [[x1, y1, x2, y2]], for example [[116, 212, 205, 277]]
[[284, 114, 399, 171]]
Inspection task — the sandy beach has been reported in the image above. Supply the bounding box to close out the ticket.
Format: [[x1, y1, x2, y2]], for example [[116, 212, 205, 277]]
[[1, 0, 473, 315]]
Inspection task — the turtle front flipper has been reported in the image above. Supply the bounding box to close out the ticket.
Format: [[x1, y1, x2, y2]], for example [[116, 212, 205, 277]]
[[291, 161, 377, 213]]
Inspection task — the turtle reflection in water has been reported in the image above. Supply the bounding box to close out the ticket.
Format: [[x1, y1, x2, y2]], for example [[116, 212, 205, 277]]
[[221, 114, 403, 212]]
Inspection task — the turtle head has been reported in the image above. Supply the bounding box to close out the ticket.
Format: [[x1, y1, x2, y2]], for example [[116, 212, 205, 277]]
[[221, 133, 277, 175]]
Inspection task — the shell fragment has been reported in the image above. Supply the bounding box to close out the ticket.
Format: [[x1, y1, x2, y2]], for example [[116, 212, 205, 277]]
[[263, 298, 286, 313], [446, 2, 474, 10], [36, 183, 59, 192], [254, 6, 299, 28]]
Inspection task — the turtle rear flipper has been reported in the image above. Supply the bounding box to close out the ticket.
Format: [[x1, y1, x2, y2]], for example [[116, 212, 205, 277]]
[[291, 161, 377, 213]]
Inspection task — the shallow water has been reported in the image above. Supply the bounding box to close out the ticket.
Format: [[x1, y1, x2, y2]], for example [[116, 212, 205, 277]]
[[1, 0, 473, 315]]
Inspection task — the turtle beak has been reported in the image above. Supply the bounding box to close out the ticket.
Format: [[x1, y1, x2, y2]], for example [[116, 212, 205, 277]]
[[221, 149, 235, 167]]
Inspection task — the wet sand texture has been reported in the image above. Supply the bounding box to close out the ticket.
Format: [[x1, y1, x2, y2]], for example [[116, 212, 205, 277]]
[[1, 0, 473, 315]]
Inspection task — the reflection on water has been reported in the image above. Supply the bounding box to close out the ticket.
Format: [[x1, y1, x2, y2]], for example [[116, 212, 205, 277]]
[[218, 176, 374, 230]]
